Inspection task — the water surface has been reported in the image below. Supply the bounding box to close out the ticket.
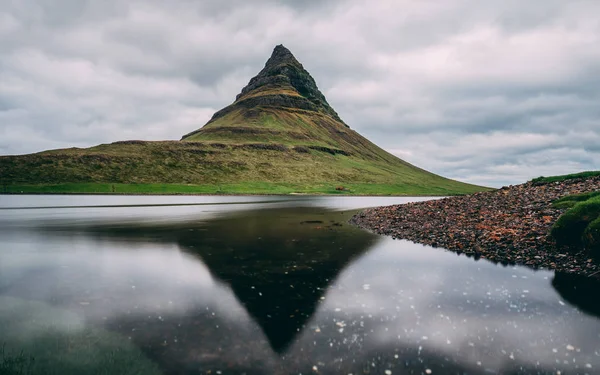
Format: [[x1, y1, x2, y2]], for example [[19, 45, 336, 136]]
[[0, 195, 599, 375]]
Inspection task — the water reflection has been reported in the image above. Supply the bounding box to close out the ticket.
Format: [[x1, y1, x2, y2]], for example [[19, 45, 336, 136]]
[[71, 207, 380, 353], [552, 272, 600, 318], [1, 199, 600, 375]]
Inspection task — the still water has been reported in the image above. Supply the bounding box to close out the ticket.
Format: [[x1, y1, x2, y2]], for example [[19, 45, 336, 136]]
[[0, 195, 599, 375]]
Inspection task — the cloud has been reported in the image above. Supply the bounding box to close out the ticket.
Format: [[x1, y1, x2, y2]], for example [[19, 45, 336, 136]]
[[0, 0, 599, 185]]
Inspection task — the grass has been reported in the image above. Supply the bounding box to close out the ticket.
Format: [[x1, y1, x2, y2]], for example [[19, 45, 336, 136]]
[[0, 140, 488, 196], [551, 193, 600, 255], [532, 171, 600, 185], [1, 181, 481, 196], [552, 191, 600, 209]]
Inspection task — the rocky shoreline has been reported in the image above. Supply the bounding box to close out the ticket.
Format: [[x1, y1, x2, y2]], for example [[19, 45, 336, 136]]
[[351, 177, 600, 276]]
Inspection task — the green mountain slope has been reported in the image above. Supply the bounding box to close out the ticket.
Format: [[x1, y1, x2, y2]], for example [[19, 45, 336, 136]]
[[0, 45, 489, 195]]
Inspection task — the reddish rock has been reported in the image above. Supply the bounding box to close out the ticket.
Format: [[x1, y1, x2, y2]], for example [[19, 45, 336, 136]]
[[351, 176, 600, 276]]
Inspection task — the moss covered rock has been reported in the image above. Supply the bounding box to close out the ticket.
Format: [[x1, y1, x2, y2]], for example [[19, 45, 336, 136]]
[[551, 196, 600, 249]]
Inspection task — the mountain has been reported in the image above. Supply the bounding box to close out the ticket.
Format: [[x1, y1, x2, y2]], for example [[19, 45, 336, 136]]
[[0, 45, 488, 195]]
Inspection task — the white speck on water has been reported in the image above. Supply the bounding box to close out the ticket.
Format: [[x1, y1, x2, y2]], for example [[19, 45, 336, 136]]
[[552, 348, 558, 353], [559, 300, 565, 306], [394, 354, 398, 359], [586, 364, 592, 368], [312, 365, 318, 371], [425, 369, 432, 374], [385, 370, 392, 375], [363, 284, 370, 290], [335, 308, 341, 312], [567, 345, 575, 351]]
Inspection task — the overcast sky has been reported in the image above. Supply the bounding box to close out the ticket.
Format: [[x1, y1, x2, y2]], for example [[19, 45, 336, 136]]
[[1, 0, 599, 187]]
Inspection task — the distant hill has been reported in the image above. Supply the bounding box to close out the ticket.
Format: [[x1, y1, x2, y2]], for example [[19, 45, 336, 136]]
[[0, 45, 488, 195]]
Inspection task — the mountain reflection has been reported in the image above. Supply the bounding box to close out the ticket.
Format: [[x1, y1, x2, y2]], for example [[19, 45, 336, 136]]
[[54, 207, 380, 353], [3, 201, 600, 375]]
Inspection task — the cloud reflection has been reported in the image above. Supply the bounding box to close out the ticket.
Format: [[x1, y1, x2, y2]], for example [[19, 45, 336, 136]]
[[1, 204, 599, 374]]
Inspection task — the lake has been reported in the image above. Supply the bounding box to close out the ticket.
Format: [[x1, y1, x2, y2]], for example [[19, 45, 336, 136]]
[[0, 195, 599, 375]]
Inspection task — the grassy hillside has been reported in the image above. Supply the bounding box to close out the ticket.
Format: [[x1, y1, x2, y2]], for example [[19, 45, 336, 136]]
[[0, 140, 486, 195]]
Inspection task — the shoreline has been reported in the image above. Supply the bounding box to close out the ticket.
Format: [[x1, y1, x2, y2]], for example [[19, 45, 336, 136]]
[[351, 177, 600, 277], [0, 192, 452, 197]]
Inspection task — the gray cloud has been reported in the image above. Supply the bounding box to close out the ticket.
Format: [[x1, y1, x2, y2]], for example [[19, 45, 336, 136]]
[[0, 0, 599, 186]]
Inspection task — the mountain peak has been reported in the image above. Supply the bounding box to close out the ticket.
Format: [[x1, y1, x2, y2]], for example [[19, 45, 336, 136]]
[[267, 44, 298, 67], [184, 44, 346, 131]]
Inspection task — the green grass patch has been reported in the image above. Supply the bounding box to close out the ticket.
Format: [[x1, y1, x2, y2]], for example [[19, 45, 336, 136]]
[[1, 181, 482, 196], [551, 195, 600, 254], [532, 171, 600, 185], [552, 190, 600, 209]]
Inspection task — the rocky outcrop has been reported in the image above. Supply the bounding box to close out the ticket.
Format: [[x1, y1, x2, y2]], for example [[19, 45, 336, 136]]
[[233, 44, 344, 124], [182, 44, 347, 141]]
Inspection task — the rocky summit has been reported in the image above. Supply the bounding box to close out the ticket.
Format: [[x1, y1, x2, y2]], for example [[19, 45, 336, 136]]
[[195, 44, 343, 129], [0, 45, 487, 195]]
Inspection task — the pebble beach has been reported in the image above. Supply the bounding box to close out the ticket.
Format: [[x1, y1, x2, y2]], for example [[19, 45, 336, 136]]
[[351, 177, 600, 276]]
